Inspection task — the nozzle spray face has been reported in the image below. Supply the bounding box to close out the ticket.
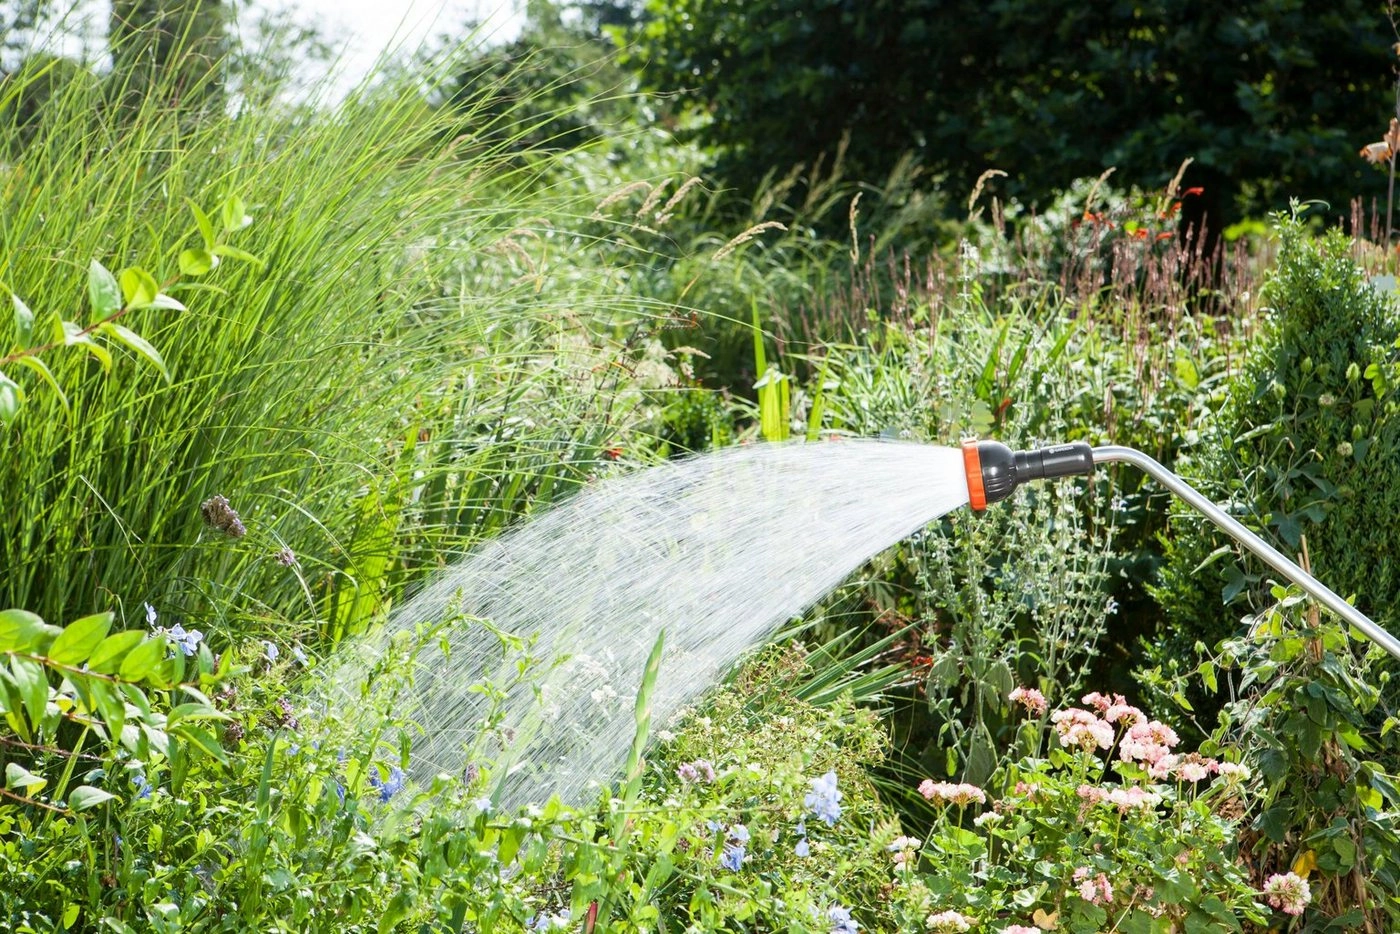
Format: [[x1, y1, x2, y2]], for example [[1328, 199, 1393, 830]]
[[962, 440, 1096, 510]]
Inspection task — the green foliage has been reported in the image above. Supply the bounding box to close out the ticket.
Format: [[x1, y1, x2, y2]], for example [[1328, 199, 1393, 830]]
[[884, 692, 1267, 932], [108, 0, 229, 112], [1153, 213, 1400, 669], [1193, 588, 1400, 928], [627, 0, 1391, 223]]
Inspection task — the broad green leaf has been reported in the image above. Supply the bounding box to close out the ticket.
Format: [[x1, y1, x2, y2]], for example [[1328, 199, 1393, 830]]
[[11, 293, 34, 347], [98, 323, 169, 382], [9, 656, 47, 729], [62, 903, 79, 929], [0, 609, 47, 652], [149, 293, 187, 312], [87, 260, 121, 319], [118, 633, 167, 681], [0, 370, 22, 424], [188, 199, 216, 249], [5, 762, 45, 792], [47, 612, 113, 666], [211, 243, 263, 268], [68, 785, 117, 810], [220, 194, 251, 233], [118, 267, 159, 310], [88, 679, 125, 742], [86, 630, 146, 674], [58, 320, 112, 371], [175, 724, 228, 763], [178, 248, 218, 276], [166, 702, 227, 728], [14, 356, 69, 417]]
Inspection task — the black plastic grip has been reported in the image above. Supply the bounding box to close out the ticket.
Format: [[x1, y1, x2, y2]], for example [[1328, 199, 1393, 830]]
[[975, 441, 1095, 505]]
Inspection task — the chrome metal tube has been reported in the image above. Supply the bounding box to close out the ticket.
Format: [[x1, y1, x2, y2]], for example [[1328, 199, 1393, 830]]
[[1091, 444, 1400, 662]]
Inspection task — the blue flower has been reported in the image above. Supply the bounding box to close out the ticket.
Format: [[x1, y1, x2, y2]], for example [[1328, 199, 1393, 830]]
[[292, 645, 309, 666], [165, 624, 204, 657], [144, 602, 158, 626], [804, 770, 843, 826], [368, 765, 407, 803], [728, 823, 750, 844], [261, 640, 279, 663], [827, 905, 859, 934], [794, 837, 810, 857], [719, 843, 745, 871], [132, 773, 152, 800], [528, 909, 570, 931], [471, 795, 494, 814]]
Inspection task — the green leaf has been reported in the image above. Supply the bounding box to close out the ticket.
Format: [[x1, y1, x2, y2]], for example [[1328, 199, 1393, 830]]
[[11, 293, 34, 347], [178, 248, 218, 276], [5, 761, 46, 792], [174, 724, 228, 764], [9, 656, 48, 729], [220, 194, 251, 233], [0, 609, 48, 652], [149, 293, 187, 312], [187, 199, 216, 249], [118, 633, 167, 682], [118, 267, 160, 310], [68, 785, 117, 811], [87, 679, 126, 743], [98, 323, 170, 382], [87, 260, 121, 319], [47, 612, 113, 666], [87, 630, 146, 674], [14, 356, 70, 418], [58, 320, 112, 371], [211, 243, 263, 268], [0, 369, 23, 424]]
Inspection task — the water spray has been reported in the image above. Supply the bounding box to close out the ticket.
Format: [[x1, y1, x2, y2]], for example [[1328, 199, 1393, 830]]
[[962, 439, 1400, 661]]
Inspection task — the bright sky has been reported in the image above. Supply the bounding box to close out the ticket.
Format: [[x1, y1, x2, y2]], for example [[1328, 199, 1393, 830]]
[[10, 2, 526, 96], [283, 0, 525, 92]]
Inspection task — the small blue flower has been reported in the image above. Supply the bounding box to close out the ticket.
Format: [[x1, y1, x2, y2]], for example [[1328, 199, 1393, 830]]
[[804, 770, 843, 826], [261, 640, 279, 663], [719, 843, 745, 871], [728, 823, 750, 844], [165, 623, 204, 657], [827, 905, 859, 934], [471, 795, 494, 814], [368, 764, 406, 803], [292, 645, 309, 666], [794, 837, 810, 857], [334, 781, 346, 804], [132, 773, 152, 800], [144, 602, 158, 626]]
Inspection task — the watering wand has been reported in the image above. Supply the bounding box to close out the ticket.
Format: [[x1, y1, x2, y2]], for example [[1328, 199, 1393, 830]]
[[961, 439, 1400, 662]]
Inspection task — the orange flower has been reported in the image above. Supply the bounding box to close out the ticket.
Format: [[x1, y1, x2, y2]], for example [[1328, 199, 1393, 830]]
[[1182, 187, 1205, 197], [1361, 141, 1392, 165]]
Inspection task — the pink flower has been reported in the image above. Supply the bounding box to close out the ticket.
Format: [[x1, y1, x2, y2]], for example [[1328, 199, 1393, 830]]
[[925, 910, 973, 933], [1051, 708, 1114, 751], [1081, 691, 1112, 712], [1010, 685, 1048, 715], [1262, 872, 1311, 916], [1000, 928, 1040, 934], [1147, 754, 1179, 780], [1073, 867, 1114, 905], [1176, 760, 1211, 783], [1106, 786, 1160, 812], [919, 780, 987, 807]]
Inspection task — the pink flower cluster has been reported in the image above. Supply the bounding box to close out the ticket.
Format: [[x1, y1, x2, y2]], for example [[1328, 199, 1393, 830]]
[[1051, 707, 1114, 751], [924, 910, 973, 933], [999, 927, 1039, 934], [1262, 872, 1311, 916], [1073, 866, 1114, 905], [918, 780, 987, 807], [1009, 685, 1048, 715]]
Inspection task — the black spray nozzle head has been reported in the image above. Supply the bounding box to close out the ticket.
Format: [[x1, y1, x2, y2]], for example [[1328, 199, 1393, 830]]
[[962, 440, 1095, 510]]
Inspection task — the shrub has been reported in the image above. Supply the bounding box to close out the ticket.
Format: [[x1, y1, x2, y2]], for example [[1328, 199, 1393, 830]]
[[1152, 213, 1400, 673]]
